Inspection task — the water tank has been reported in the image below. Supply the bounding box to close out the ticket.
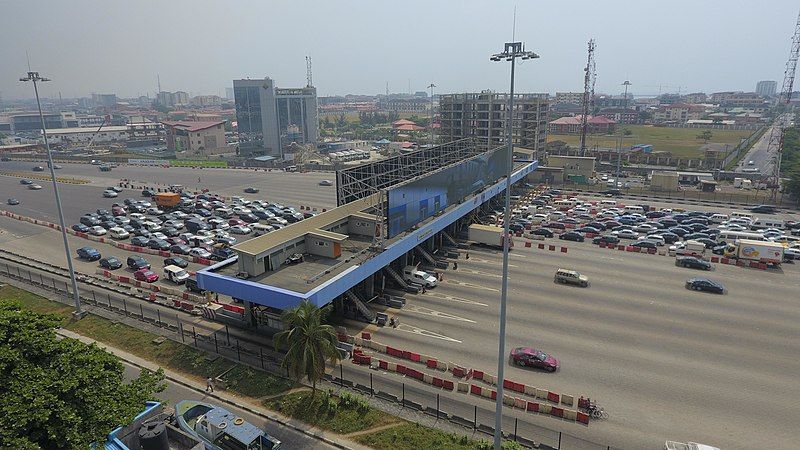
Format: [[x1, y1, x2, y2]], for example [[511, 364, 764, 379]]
[[138, 421, 169, 450]]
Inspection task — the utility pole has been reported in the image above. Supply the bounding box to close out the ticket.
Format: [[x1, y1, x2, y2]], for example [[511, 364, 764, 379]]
[[20, 71, 85, 318], [428, 83, 436, 147], [579, 39, 596, 157], [616, 80, 632, 187]]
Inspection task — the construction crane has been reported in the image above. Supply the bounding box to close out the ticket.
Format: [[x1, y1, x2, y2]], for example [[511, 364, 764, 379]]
[[768, 9, 800, 201], [306, 56, 313, 87], [579, 39, 596, 157]]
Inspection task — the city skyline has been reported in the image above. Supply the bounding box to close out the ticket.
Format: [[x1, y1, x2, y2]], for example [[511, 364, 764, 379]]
[[1, 1, 798, 101]]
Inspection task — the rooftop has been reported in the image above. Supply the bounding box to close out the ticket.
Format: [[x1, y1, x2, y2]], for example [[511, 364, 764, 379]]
[[162, 120, 225, 132], [45, 126, 129, 134], [549, 115, 616, 125]]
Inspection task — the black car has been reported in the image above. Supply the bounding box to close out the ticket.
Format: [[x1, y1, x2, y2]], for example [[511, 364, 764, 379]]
[[659, 232, 680, 244], [592, 235, 620, 245], [130, 236, 150, 247], [531, 228, 554, 238], [32, 166, 45, 172], [676, 256, 712, 270], [170, 244, 192, 255], [244, 187, 260, 193], [72, 224, 90, 233], [164, 257, 189, 268], [694, 238, 717, 249], [194, 209, 213, 218], [148, 239, 170, 251], [685, 278, 725, 294], [239, 213, 259, 223], [751, 204, 777, 214], [659, 218, 678, 228], [80, 216, 101, 226], [212, 247, 237, 261], [646, 211, 668, 219], [142, 189, 154, 197], [253, 210, 275, 220], [600, 189, 622, 196], [684, 232, 711, 241], [127, 256, 150, 270], [630, 240, 657, 249], [574, 226, 601, 234], [7, 198, 20, 205], [163, 227, 180, 237], [132, 229, 152, 239], [96, 208, 110, 216], [185, 278, 205, 294], [586, 222, 606, 231], [99, 257, 123, 270], [669, 227, 690, 237], [20, 179, 34, 185], [559, 231, 585, 242], [100, 221, 117, 230], [509, 223, 525, 232]]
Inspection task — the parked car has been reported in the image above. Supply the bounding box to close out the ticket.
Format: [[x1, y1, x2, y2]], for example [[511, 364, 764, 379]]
[[88, 226, 107, 236], [229, 225, 251, 235], [103, 190, 118, 198], [134, 268, 159, 283], [612, 229, 639, 240], [7, 198, 20, 205], [170, 244, 192, 255], [319, 180, 334, 186], [72, 224, 90, 233], [76, 247, 101, 261], [510, 347, 559, 372], [189, 247, 213, 259], [559, 231, 585, 242], [685, 278, 725, 294], [126, 256, 150, 270], [630, 240, 658, 250], [530, 228, 554, 238], [99, 257, 123, 270], [130, 236, 150, 247], [164, 257, 189, 268], [244, 187, 260, 193], [592, 234, 620, 245], [676, 256, 712, 270]]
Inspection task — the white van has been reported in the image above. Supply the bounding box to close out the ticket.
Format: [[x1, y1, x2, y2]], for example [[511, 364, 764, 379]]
[[402, 265, 437, 288], [600, 199, 617, 208], [709, 213, 728, 224], [109, 227, 130, 240], [143, 221, 162, 232], [730, 211, 753, 222], [253, 223, 274, 236], [623, 205, 645, 215], [164, 265, 190, 284], [751, 218, 784, 230]]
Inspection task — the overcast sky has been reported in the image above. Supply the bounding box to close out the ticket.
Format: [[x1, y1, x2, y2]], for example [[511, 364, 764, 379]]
[[1, 0, 798, 101]]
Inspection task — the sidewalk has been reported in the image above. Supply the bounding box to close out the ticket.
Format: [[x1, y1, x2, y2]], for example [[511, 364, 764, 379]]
[[57, 328, 371, 450]]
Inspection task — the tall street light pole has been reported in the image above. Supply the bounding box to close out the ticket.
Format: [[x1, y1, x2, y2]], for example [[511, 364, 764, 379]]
[[20, 71, 85, 318], [490, 42, 539, 450], [428, 83, 436, 147], [616, 80, 632, 187]]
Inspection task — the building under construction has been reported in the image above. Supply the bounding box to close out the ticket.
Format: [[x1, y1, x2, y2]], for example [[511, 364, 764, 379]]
[[438, 92, 549, 157]]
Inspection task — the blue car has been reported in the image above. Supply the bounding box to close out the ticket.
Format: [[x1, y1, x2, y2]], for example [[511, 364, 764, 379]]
[[76, 246, 101, 261]]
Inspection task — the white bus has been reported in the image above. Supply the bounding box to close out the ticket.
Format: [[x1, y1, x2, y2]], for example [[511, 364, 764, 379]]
[[718, 230, 768, 243]]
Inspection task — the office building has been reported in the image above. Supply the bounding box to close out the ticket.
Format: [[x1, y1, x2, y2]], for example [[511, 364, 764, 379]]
[[9, 112, 75, 133], [156, 90, 190, 107], [91, 93, 117, 107], [162, 120, 227, 158], [233, 77, 318, 158], [439, 92, 549, 155], [755, 80, 777, 97], [225, 87, 235, 100], [554, 92, 585, 105]]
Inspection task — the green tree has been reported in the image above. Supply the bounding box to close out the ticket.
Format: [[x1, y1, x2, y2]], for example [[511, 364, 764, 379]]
[[0, 300, 165, 450], [622, 128, 633, 137], [336, 113, 347, 128], [274, 300, 341, 394], [697, 130, 713, 143], [637, 110, 652, 123]]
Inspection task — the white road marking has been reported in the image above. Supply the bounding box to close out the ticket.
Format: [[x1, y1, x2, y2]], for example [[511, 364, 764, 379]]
[[445, 279, 500, 292], [395, 323, 462, 343], [461, 268, 502, 278], [404, 304, 476, 323], [425, 292, 489, 307]]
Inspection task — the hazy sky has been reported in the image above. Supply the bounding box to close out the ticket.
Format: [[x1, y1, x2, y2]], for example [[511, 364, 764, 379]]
[[1, 1, 798, 101]]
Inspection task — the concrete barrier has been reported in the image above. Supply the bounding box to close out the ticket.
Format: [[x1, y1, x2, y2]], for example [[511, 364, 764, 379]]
[[563, 409, 578, 421], [561, 393, 574, 406]]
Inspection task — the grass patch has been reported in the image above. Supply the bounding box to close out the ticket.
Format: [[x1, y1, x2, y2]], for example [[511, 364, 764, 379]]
[[266, 389, 398, 434], [170, 159, 228, 168], [221, 364, 295, 398], [1, 285, 293, 399], [548, 125, 754, 158], [353, 421, 524, 450]]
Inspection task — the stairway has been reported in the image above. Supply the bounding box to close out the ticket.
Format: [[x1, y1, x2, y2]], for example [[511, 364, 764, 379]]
[[442, 231, 459, 247], [383, 266, 409, 290], [415, 246, 436, 265], [345, 290, 375, 323]]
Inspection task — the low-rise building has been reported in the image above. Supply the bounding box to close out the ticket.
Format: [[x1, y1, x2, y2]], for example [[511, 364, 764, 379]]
[[554, 92, 584, 105], [45, 126, 129, 144], [548, 115, 616, 134], [598, 108, 638, 124], [546, 155, 596, 183], [652, 103, 706, 123], [163, 120, 227, 158]]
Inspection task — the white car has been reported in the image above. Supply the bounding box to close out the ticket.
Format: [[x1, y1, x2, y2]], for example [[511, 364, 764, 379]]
[[230, 225, 251, 235], [319, 179, 334, 186], [135, 200, 152, 208], [151, 232, 168, 241], [549, 211, 566, 220], [784, 248, 800, 260], [109, 227, 129, 239], [719, 223, 746, 231], [194, 229, 213, 238], [644, 234, 666, 246], [635, 223, 658, 233], [88, 226, 107, 236], [29, 184, 43, 190], [164, 220, 184, 230], [230, 196, 251, 206], [146, 207, 164, 215], [129, 213, 146, 221], [208, 218, 230, 230], [189, 247, 212, 259], [232, 206, 252, 215], [612, 229, 639, 240], [103, 190, 118, 198], [172, 211, 189, 219]]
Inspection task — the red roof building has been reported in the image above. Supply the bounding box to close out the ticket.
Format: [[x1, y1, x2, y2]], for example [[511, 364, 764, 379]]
[[162, 120, 227, 157], [548, 115, 616, 134]]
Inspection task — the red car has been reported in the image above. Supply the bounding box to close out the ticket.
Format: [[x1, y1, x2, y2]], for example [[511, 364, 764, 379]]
[[228, 218, 245, 227], [510, 347, 559, 372], [134, 268, 159, 283], [112, 206, 126, 216], [544, 222, 566, 230]]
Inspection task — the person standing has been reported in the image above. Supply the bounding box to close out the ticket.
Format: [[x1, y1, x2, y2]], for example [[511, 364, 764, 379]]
[[206, 377, 214, 393]]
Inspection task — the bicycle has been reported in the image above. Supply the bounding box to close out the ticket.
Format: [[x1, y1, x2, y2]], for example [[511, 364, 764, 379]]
[[578, 397, 609, 420]]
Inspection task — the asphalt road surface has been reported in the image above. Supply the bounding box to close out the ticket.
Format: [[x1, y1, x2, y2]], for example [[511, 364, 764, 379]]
[[359, 237, 799, 449], [736, 123, 776, 175], [120, 361, 335, 449]]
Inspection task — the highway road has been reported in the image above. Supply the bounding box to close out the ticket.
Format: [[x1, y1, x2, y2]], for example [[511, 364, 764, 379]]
[[736, 123, 776, 175], [120, 361, 335, 449], [358, 238, 800, 449]]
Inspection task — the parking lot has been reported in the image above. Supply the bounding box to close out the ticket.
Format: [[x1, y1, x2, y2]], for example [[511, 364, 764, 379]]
[[356, 193, 800, 449]]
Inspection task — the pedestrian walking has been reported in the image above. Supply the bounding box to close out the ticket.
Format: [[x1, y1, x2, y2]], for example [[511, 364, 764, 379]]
[[206, 377, 214, 393], [215, 293, 219, 302], [421, 285, 426, 294], [453, 261, 458, 270], [465, 252, 470, 260]]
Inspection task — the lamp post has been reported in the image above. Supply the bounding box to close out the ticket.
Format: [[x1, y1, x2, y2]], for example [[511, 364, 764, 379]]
[[490, 42, 539, 450], [20, 71, 84, 318], [428, 83, 436, 147], [616, 80, 632, 187]]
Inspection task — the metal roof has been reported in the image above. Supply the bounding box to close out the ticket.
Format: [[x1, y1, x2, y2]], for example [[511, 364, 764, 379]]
[[233, 192, 380, 256]]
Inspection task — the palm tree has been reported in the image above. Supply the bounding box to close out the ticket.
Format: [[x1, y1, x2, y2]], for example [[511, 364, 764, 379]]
[[274, 300, 341, 394]]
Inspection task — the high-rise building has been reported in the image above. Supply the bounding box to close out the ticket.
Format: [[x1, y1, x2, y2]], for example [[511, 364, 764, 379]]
[[225, 87, 235, 100], [91, 93, 118, 107], [755, 80, 777, 97], [233, 77, 318, 158], [438, 91, 549, 157]]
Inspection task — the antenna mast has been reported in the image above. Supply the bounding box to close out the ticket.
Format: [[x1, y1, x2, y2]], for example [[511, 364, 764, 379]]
[[579, 39, 596, 157], [306, 56, 313, 87], [768, 9, 800, 201]]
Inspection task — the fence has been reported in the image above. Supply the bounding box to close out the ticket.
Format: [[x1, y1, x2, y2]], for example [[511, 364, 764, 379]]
[[570, 185, 797, 209], [0, 258, 621, 450]]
